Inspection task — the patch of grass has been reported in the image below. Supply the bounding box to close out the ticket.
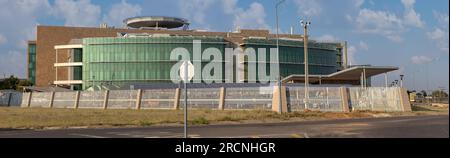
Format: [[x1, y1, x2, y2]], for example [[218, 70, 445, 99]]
[[191, 117, 209, 125], [0, 105, 447, 129]]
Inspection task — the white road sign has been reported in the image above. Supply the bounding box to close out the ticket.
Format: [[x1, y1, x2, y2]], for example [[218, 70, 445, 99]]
[[180, 61, 194, 82]]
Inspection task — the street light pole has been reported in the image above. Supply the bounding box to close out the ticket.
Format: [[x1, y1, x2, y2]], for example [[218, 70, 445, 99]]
[[301, 19, 311, 110], [275, 0, 285, 114], [400, 75, 404, 88]]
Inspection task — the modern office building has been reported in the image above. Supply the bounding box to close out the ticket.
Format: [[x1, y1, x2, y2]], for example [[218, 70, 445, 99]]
[[27, 16, 397, 90]]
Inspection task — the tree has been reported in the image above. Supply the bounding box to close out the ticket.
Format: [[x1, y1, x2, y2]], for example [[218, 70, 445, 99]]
[[432, 90, 448, 98], [420, 90, 428, 97], [0, 75, 33, 90], [0, 75, 19, 90], [16, 80, 33, 91]]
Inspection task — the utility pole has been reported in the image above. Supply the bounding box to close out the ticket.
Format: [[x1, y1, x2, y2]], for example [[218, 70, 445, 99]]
[[275, 0, 286, 113], [400, 74, 404, 88], [301, 19, 311, 110]]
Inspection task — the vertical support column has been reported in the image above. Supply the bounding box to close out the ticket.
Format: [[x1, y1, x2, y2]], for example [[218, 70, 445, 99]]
[[343, 41, 348, 69], [384, 73, 388, 87], [340, 87, 350, 112], [7, 93, 12, 107], [135, 89, 142, 110], [218, 87, 226, 110], [360, 72, 364, 88], [55, 49, 58, 84], [399, 87, 412, 112], [74, 91, 80, 109], [272, 86, 288, 113], [363, 68, 367, 88], [173, 88, 180, 110], [26, 92, 33, 108], [103, 90, 109, 110], [49, 91, 55, 108]]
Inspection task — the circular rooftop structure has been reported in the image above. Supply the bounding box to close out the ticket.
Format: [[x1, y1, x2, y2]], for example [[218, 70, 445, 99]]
[[124, 16, 189, 29]]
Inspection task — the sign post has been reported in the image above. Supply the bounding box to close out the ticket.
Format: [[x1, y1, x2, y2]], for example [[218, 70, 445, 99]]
[[180, 61, 194, 138]]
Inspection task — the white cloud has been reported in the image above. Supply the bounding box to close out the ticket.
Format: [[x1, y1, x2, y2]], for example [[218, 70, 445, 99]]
[[354, 8, 405, 42], [354, 0, 365, 8], [0, 34, 7, 45], [293, 0, 322, 17], [0, 0, 51, 78], [347, 45, 358, 65], [359, 41, 369, 51], [179, 0, 215, 28], [102, 0, 142, 28], [427, 12, 449, 53], [316, 34, 337, 42], [0, 51, 26, 78], [411, 55, 434, 64], [231, 2, 268, 29], [401, 0, 424, 28], [351, 0, 424, 42], [53, 0, 101, 27]]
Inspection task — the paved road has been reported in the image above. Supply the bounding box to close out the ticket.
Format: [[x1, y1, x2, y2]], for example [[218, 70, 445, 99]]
[[0, 115, 448, 138]]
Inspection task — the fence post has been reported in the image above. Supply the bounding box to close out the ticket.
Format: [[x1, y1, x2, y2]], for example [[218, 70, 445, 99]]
[[49, 91, 55, 108], [218, 87, 225, 110], [74, 91, 80, 109], [340, 87, 350, 112], [7, 93, 12, 107], [272, 86, 288, 113], [26, 92, 33, 108], [103, 90, 109, 110], [173, 88, 180, 110], [135, 89, 142, 110]]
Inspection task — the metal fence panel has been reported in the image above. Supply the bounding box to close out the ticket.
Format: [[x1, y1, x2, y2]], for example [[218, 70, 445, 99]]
[[224, 87, 272, 110], [180, 88, 220, 109], [141, 89, 175, 109], [53, 92, 77, 108], [78, 91, 105, 109], [349, 87, 402, 112], [287, 87, 343, 112], [108, 90, 137, 109], [30, 92, 52, 107]]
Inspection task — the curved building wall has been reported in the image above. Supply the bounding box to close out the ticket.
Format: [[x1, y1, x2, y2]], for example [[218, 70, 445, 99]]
[[82, 36, 227, 89], [243, 39, 341, 79]]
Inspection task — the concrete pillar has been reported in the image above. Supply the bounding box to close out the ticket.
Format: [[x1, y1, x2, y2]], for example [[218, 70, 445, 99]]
[[26, 92, 33, 108], [399, 88, 412, 112], [74, 91, 80, 109], [173, 88, 180, 110], [7, 93, 12, 107], [103, 90, 109, 110], [272, 86, 288, 113], [218, 87, 226, 110], [49, 91, 55, 108], [135, 89, 143, 110], [340, 87, 350, 112]]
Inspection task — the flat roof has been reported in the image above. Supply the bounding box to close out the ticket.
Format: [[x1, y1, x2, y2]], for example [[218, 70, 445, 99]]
[[282, 66, 399, 83]]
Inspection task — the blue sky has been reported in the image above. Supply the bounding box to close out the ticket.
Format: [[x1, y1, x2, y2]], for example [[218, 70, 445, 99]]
[[0, 0, 448, 92]]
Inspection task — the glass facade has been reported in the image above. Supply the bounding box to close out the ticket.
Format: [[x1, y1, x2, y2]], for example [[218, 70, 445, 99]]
[[28, 43, 36, 85], [82, 36, 226, 89], [80, 36, 343, 89], [243, 39, 342, 79]]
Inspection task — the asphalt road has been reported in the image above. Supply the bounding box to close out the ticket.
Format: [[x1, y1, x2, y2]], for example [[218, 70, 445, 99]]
[[0, 115, 448, 138]]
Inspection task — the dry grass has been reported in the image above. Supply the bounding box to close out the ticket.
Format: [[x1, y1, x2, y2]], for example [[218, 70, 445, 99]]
[[0, 105, 447, 129]]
